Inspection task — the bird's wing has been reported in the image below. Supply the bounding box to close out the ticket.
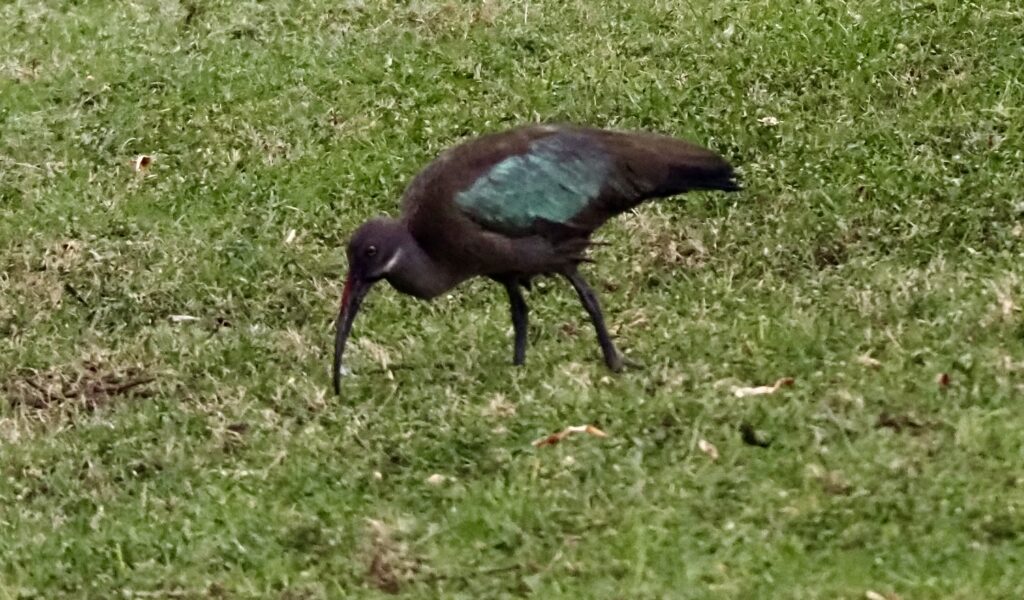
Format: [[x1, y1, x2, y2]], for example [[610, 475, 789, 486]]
[[449, 126, 739, 237], [452, 130, 609, 236]]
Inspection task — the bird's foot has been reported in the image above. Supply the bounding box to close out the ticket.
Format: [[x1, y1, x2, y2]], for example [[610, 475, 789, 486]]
[[604, 352, 624, 372], [620, 354, 644, 370], [605, 352, 642, 372]]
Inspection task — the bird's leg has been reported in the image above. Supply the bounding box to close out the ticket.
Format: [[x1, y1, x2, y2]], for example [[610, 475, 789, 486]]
[[562, 268, 624, 372], [501, 279, 529, 366]]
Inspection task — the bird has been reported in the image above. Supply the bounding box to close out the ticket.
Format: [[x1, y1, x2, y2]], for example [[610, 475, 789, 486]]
[[332, 123, 740, 394]]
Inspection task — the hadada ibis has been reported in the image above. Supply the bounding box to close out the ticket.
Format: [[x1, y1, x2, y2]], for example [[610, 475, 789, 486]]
[[333, 124, 740, 394]]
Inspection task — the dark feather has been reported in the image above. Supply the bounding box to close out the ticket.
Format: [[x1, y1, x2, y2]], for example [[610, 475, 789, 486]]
[[400, 124, 739, 276], [573, 128, 740, 229]]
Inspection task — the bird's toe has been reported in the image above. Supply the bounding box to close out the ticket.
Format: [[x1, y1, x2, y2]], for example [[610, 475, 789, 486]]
[[606, 352, 644, 372], [620, 354, 644, 370]]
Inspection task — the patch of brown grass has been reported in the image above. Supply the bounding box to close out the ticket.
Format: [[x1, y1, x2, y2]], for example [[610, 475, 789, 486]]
[[364, 518, 425, 594], [4, 360, 155, 412], [621, 210, 709, 270]]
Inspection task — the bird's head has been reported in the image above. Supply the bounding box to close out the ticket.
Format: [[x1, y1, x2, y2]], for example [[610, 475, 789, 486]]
[[333, 217, 408, 394], [345, 217, 409, 283]]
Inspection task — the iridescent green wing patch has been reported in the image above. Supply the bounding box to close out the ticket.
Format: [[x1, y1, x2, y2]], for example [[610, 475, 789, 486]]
[[455, 132, 611, 233]]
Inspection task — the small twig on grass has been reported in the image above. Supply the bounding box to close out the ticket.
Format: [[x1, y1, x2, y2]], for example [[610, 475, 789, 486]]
[[62, 282, 89, 306], [91, 376, 156, 397]]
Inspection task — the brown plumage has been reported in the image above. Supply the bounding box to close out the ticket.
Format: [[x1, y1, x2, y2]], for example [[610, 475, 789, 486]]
[[333, 124, 740, 394]]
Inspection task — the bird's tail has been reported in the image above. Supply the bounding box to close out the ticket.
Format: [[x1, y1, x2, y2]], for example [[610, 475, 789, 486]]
[[600, 129, 741, 201], [659, 161, 741, 195]]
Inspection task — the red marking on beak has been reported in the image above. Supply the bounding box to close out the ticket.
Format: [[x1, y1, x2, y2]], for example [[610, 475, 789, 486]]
[[340, 272, 353, 312]]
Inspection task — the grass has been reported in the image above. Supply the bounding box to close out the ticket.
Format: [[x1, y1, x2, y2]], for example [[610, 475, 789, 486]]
[[2, 0, 1023, 596]]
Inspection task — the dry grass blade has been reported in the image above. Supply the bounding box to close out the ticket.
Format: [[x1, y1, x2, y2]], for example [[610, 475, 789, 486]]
[[733, 377, 795, 398], [865, 591, 902, 600], [698, 438, 719, 460], [856, 353, 882, 368], [532, 424, 607, 448]]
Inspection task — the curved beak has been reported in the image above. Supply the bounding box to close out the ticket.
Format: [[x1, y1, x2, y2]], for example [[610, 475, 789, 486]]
[[333, 271, 373, 395]]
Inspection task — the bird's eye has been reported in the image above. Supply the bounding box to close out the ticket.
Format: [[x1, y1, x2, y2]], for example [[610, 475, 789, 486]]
[[365, 245, 378, 257]]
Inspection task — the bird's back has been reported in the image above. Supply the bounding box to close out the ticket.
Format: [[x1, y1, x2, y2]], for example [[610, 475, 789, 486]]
[[400, 124, 738, 273]]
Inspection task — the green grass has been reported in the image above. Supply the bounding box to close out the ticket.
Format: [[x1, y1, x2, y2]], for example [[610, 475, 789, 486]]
[[2, 0, 1023, 597]]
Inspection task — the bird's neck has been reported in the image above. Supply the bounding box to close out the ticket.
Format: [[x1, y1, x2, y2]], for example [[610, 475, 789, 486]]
[[386, 239, 460, 300]]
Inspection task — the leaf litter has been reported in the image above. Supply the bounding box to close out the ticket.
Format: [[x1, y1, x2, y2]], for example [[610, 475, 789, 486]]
[[364, 518, 426, 594], [532, 424, 607, 448], [697, 438, 720, 460], [733, 377, 795, 398], [131, 154, 153, 173], [4, 361, 155, 411]]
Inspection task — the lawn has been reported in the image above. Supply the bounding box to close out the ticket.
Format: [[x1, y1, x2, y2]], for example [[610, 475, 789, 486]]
[[2, 0, 1023, 597]]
